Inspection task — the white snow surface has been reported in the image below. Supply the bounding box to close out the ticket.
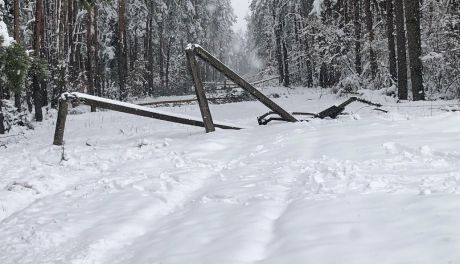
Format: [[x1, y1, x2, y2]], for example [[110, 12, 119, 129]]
[[1, 88, 460, 263]]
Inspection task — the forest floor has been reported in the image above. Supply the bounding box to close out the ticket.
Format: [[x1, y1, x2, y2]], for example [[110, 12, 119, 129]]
[[1, 87, 460, 263]]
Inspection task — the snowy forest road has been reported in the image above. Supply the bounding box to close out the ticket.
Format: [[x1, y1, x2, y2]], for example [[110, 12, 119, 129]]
[[1, 89, 460, 263]]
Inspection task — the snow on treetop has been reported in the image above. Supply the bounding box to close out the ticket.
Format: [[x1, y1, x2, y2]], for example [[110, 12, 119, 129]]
[[0, 21, 14, 47], [185, 43, 201, 51], [310, 0, 324, 17]]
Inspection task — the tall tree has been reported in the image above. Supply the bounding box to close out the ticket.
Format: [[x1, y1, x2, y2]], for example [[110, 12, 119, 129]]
[[83, 0, 96, 110], [33, 0, 44, 121], [0, 2, 5, 134], [354, 0, 363, 75], [13, 0, 20, 41], [117, 0, 127, 100], [364, 0, 377, 79], [404, 0, 425, 100], [13, 0, 21, 109], [395, 0, 408, 100], [386, 0, 397, 83], [272, 0, 285, 85], [281, 6, 290, 87]]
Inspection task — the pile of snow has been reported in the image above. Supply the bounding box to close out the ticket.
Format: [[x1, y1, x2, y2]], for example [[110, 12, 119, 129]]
[[1, 89, 460, 263]]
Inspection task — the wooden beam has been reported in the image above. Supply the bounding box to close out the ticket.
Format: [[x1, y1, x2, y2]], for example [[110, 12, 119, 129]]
[[53, 99, 69, 146], [185, 49, 216, 133], [187, 44, 297, 123], [52, 93, 241, 146], [77, 95, 239, 130]]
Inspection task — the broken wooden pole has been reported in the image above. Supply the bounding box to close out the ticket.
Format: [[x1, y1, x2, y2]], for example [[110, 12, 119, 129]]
[[53, 99, 69, 146], [185, 49, 216, 133], [53, 92, 241, 146], [187, 44, 297, 123]]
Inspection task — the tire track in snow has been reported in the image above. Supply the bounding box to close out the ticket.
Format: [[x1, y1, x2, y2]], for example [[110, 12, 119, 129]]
[[0, 140, 223, 264], [68, 159, 223, 264]]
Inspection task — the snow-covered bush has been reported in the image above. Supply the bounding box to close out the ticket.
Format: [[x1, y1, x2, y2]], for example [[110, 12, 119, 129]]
[[0, 100, 33, 132]]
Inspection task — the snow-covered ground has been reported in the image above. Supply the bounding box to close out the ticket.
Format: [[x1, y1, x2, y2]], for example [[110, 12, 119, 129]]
[[1, 88, 460, 264]]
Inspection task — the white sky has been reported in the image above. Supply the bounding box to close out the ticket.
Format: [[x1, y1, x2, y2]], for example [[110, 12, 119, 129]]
[[231, 0, 250, 33]]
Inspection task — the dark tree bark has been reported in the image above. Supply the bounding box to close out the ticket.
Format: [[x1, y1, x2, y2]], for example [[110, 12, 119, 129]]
[[272, 0, 285, 85], [386, 0, 397, 82], [13, 0, 20, 41], [94, 5, 102, 97], [67, 0, 76, 84], [354, 0, 363, 75], [165, 37, 174, 90], [0, 82, 4, 134], [364, 0, 378, 79], [33, 0, 44, 122], [146, 14, 154, 95], [158, 12, 165, 91], [86, 5, 96, 112], [13, 0, 21, 110], [395, 0, 408, 100], [0, 101, 4, 134], [404, 0, 425, 100], [117, 0, 127, 100], [281, 11, 290, 87], [282, 39, 290, 87]]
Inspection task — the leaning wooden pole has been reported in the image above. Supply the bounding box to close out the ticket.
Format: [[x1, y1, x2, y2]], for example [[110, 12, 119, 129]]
[[52, 92, 241, 146], [185, 49, 215, 133], [53, 99, 69, 146], [186, 44, 297, 123]]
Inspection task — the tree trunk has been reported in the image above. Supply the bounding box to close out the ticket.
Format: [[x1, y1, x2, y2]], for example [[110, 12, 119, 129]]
[[94, 5, 101, 97], [272, 0, 284, 85], [117, 0, 127, 101], [404, 0, 425, 100], [165, 37, 173, 91], [364, 0, 377, 79], [146, 15, 154, 95], [158, 13, 165, 92], [0, 83, 4, 134], [282, 38, 290, 87], [395, 0, 408, 100], [13, 0, 21, 110], [281, 10, 290, 87], [0, 100, 4, 134], [354, 0, 362, 75], [14, 93, 21, 110], [13, 0, 20, 41], [386, 0, 397, 82], [33, 0, 44, 122]]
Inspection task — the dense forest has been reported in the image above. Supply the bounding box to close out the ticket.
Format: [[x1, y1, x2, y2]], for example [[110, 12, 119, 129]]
[[247, 0, 460, 100], [0, 0, 460, 134]]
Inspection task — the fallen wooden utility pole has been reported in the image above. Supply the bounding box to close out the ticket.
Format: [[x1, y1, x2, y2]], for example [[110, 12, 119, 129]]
[[137, 97, 246, 107], [203, 75, 280, 87], [53, 92, 241, 146], [257, 97, 387, 125], [185, 44, 297, 131]]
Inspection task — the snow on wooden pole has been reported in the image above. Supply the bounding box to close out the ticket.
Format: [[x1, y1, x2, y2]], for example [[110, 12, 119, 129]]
[[185, 49, 216, 133], [187, 44, 297, 123], [53, 99, 69, 146]]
